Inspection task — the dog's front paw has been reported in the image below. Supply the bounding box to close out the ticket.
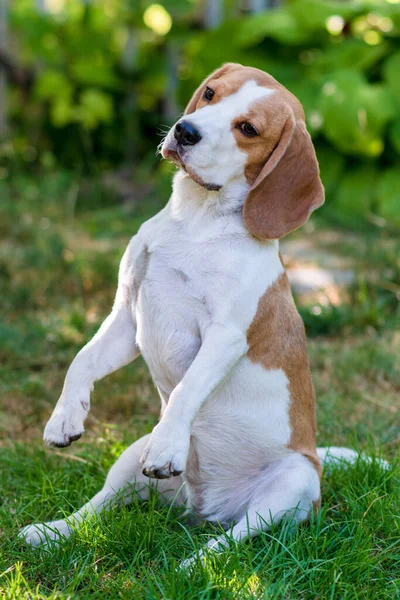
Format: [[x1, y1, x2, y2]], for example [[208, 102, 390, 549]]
[[43, 393, 89, 448], [140, 421, 190, 479], [19, 520, 71, 547]]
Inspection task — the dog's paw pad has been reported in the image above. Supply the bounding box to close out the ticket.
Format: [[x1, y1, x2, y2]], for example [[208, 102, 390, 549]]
[[142, 463, 183, 479]]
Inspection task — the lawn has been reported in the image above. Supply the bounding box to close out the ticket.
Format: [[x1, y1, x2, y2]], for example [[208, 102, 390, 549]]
[[1, 171, 399, 599]]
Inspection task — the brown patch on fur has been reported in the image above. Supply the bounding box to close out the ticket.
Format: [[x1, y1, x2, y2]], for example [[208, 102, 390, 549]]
[[228, 74, 304, 187], [185, 63, 302, 121], [242, 115, 324, 240], [247, 272, 322, 478], [232, 94, 290, 185], [313, 497, 322, 513]]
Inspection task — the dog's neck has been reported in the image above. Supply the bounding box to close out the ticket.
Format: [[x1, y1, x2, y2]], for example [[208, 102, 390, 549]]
[[169, 169, 250, 229]]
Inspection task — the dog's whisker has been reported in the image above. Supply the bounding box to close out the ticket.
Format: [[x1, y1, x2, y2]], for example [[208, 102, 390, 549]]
[[156, 137, 166, 156]]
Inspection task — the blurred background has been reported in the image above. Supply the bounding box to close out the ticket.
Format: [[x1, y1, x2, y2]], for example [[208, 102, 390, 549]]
[[0, 0, 399, 449]]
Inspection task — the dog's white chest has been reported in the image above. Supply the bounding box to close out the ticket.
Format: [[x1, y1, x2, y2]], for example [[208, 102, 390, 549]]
[[136, 250, 208, 394], [132, 211, 236, 395], [126, 200, 283, 404]]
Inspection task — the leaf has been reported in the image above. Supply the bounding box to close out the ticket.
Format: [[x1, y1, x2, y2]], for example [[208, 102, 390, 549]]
[[313, 39, 389, 73], [236, 8, 312, 47], [290, 0, 359, 31], [289, 79, 324, 131], [74, 89, 114, 130], [383, 51, 400, 104], [70, 59, 121, 90], [334, 166, 377, 219], [375, 169, 400, 225], [315, 144, 344, 198], [35, 71, 72, 101], [319, 70, 396, 156], [50, 97, 74, 128], [389, 115, 400, 154]]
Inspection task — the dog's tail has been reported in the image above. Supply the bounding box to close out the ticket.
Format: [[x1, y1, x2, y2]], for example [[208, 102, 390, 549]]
[[317, 447, 389, 469]]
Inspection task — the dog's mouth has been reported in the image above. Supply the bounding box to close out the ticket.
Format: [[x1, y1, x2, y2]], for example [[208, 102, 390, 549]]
[[162, 143, 221, 192], [161, 144, 184, 169]]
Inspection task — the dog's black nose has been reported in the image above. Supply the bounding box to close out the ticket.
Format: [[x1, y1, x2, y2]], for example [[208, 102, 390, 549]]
[[174, 120, 202, 146]]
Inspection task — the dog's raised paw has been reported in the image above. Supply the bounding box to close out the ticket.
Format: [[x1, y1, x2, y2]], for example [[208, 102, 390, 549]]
[[43, 410, 85, 447], [43, 398, 89, 447]]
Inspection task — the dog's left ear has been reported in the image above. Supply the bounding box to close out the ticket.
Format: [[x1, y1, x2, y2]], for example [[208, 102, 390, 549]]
[[184, 63, 238, 115], [243, 111, 324, 240]]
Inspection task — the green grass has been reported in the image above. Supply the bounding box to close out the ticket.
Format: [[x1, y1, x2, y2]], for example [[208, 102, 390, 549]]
[[0, 443, 398, 600], [0, 444, 399, 599], [1, 170, 399, 599]]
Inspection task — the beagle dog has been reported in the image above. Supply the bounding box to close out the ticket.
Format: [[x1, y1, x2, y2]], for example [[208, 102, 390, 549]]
[[20, 63, 358, 562]]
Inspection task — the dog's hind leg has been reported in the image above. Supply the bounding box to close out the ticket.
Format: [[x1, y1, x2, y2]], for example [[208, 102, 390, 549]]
[[20, 434, 187, 548], [180, 453, 320, 569]]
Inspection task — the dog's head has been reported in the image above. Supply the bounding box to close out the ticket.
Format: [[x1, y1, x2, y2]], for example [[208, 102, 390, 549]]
[[162, 63, 324, 240]]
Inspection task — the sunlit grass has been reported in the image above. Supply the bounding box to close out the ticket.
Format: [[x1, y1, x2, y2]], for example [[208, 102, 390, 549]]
[[0, 440, 399, 599]]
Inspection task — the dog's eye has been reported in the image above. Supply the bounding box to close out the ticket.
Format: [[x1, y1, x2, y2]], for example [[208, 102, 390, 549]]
[[203, 87, 215, 101], [238, 122, 259, 137]]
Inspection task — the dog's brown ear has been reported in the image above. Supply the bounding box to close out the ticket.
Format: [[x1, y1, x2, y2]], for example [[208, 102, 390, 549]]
[[184, 63, 239, 115], [243, 112, 324, 240]]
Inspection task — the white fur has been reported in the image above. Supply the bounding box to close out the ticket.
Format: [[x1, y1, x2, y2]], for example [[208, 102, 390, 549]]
[[21, 78, 377, 566], [181, 453, 320, 569], [317, 447, 360, 464], [317, 447, 389, 470]]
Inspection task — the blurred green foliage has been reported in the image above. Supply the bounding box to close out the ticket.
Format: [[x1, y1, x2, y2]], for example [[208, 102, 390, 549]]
[[1, 0, 400, 227]]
